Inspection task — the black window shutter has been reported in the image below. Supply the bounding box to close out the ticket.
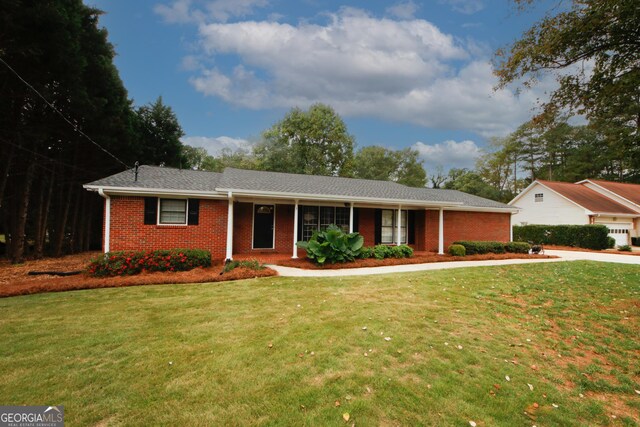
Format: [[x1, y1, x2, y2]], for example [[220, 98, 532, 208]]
[[408, 210, 415, 244], [187, 199, 200, 225], [353, 208, 359, 233], [374, 209, 382, 245], [144, 197, 158, 225]]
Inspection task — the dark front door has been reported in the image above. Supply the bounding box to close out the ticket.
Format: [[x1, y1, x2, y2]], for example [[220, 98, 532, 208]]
[[253, 204, 275, 249]]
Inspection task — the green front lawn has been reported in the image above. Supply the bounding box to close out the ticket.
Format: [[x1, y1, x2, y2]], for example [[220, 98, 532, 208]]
[[1, 261, 638, 426]]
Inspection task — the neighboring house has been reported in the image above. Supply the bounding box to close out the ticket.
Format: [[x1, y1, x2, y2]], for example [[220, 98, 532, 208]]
[[84, 166, 518, 260], [509, 179, 640, 246]]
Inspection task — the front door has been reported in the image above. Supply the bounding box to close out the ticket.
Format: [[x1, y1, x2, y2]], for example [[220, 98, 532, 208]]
[[253, 204, 275, 249]]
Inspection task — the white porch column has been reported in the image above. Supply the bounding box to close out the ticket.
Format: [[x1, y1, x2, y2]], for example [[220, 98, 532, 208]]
[[397, 205, 402, 246], [292, 200, 299, 259], [509, 214, 513, 242], [438, 207, 444, 255], [225, 192, 234, 261], [349, 202, 354, 233], [98, 189, 110, 253]]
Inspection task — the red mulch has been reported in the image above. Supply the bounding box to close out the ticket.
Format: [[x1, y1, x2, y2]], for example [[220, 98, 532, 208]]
[[275, 252, 557, 270], [0, 252, 277, 298]]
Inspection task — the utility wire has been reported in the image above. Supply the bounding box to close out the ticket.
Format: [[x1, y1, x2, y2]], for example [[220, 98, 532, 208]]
[[0, 56, 130, 169]]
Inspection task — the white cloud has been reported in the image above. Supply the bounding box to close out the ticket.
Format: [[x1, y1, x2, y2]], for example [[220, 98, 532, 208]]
[[441, 0, 485, 15], [413, 139, 482, 171], [386, 1, 420, 19], [173, 7, 551, 137], [181, 135, 252, 155], [154, 0, 268, 24]]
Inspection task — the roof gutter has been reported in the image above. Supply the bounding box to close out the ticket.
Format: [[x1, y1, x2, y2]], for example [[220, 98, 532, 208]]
[[83, 185, 227, 199]]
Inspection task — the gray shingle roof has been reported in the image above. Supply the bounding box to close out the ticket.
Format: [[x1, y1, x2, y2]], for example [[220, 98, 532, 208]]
[[85, 165, 222, 192], [85, 165, 513, 210]]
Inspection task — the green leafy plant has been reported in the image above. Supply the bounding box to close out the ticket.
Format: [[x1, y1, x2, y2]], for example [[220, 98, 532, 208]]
[[452, 241, 506, 255], [358, 247, 373, 259], [297, 225, 364, 265], [617, 245, 632, 252], [223, 259, 265, 273], [448, 244, 466, 257], [607, 237, 616, 249], [513, 225, 610, 250], [504, 241, 532, 254], [88, 249, 211, 277]]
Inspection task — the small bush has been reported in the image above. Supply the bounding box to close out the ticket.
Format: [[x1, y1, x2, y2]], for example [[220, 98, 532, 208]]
[[358, 247, 373, 259], [607, 237, 616, 249], [448, 244, 466, 257], [88, 249, 211, 277], [504, 241, 531, 254], [513, 224, 609, 250], [617, 245, 632, 252], [453, 241, 505, 255], [372, 244, 393, 260], [296, 225, 364, 265], [223, 259, 265, 273]]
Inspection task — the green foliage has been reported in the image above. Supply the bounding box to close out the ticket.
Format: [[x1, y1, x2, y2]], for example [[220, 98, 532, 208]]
[[297, 225, 364, 265], [452, 241, 506, 255], [223, 259, 265, 273], [504, 241, 532, 254], [366, 244, 413, 260], [358, 247, 373, 259], [352, 146, 427, 187], [494, 0, 640, 180], [607, 237, 617, 249], [443, 168, 503, 202], [134, 97, 185, 167], [617, 245, 632, 252], [513, 225, 610, 250], [448, 244, 466, 257], [255, 104, 355, 176], [88, 249, 211, 277]]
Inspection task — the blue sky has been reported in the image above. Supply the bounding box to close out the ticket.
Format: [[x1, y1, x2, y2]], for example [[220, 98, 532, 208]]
[[90, 0, 555, 173]]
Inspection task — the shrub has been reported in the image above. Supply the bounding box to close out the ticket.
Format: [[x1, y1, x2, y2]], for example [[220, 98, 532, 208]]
[[372, 244, 393, 260], [617, 245, 632, 252], [448, 244, 466, 257], [504, 241, 531, 254], [607, 237, 616, 249], [88, 249, 211, 277], [513, 224, 609, 250], [453, 241, 505, 255], [223, 259, 265, 273], [358, 246, 373, 259], [296, 225, 364, 265], [388, 244, 413, 258]]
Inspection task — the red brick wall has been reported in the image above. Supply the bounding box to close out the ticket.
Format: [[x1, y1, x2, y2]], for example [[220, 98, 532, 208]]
[[357, 208, 376, 246], [422, 210, 511, 252], [413, 210, 426, 251], [108, 196, 228, 258]]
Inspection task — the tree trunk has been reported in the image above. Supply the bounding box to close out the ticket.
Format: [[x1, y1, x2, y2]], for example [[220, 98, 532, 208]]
[[0, 143, 14, 206], [33, 168, 54, 258], [52, 183, 73, 257], [8, 161, 36, 263]]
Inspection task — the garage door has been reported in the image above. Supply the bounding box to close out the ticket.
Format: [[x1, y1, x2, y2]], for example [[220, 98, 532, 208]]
[[600, 223, 631, 247]]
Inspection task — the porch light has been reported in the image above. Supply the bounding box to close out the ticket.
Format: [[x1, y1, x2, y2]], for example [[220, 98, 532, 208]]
[[257, 206, 272, 214]]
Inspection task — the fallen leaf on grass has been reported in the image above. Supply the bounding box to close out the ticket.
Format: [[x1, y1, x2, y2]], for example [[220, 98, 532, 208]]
[[469, 421, 477, 427], [505, 375, 511, 381], [343, 413, 350, 422], [527, 383, 534, 391], [384, 337, 391, 341], [335, 400, 340, 407]]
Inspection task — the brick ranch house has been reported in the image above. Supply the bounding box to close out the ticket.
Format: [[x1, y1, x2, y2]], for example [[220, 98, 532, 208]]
[[84, 166, 518, 261]]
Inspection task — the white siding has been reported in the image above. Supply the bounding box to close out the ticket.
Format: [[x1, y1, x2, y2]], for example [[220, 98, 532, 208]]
[[511, 183, 589, 225]]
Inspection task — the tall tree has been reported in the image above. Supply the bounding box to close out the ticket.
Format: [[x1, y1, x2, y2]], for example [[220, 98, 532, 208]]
[[254, 104, 355, 176], [134, 97, 185, 167], [494, 0, 640, 180], [352, 146, 427, 187]]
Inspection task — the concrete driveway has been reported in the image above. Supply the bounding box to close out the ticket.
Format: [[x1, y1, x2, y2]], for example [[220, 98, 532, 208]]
[[267, 249, 640, 277]]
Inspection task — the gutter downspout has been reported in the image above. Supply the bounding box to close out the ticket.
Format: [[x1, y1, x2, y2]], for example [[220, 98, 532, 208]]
[[98, 189, 110, 254]]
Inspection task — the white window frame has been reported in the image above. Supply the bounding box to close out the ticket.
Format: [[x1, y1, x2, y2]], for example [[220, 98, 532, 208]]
[[157, 198, 188, 226], [299, 205, 350, 241], [534, 193, 544, 203], [380, 209, 407, 244], [251, 203, 276, 250]]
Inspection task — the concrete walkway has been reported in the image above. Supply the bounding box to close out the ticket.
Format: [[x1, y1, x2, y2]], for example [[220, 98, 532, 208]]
[[267, 250, 640, 277]]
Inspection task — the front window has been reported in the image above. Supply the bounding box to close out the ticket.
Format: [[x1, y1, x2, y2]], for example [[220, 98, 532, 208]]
[[301, 206, 350, 240], [159, 199, 187, 224], [381, 209, 407, 244]]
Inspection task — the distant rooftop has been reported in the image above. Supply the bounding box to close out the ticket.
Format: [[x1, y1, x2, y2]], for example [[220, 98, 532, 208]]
[[538, 180, 638, 214]]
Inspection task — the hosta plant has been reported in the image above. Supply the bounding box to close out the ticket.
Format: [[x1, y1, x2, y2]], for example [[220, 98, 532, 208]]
[[297, 225, 364, 265]]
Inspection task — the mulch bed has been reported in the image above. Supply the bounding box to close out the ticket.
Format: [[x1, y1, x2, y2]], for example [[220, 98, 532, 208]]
[[0, 253, 277, 298], [275, 252, 557, 270]]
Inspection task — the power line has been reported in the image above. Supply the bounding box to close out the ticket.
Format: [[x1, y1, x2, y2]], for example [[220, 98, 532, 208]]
[[0, 56, 130, 169]]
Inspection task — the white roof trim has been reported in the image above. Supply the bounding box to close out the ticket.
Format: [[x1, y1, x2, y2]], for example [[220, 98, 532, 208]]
[[577, 179, 640, 211], [510, 180, 596, 213], [83, 185, 227, 199]]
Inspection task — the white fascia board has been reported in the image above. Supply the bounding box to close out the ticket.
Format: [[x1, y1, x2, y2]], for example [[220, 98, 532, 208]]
[[215, 187, 464, 208], [83, 185, 227, 199], [444, 206, 520, 214], [591, 212, 640, 218]]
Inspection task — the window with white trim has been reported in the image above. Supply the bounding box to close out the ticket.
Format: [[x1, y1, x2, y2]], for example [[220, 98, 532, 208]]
[[381, 209, 407, 244], [301, 206, 350, 240], [534, 193, 544, 203], [159, 199, 187, 224]]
